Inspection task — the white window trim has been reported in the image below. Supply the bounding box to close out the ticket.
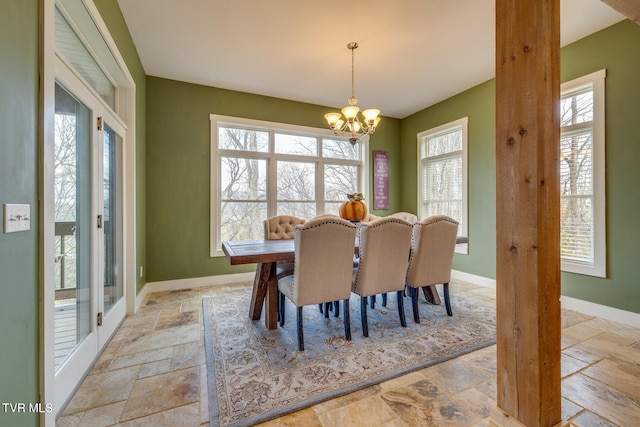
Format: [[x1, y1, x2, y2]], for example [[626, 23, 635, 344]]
[[209, 114, 369, 257], [560, 69, 606, 277], [416, 117, 468, 254]]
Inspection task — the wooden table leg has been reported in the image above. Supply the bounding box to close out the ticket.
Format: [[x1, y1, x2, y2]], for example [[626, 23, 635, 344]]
[[249, 263, 270, 321], [264, 263, 278, 330], [422, 285, 442, 305]]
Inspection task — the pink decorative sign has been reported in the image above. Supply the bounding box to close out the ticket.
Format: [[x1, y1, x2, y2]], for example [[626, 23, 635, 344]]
[[373, 151, 389, 210]]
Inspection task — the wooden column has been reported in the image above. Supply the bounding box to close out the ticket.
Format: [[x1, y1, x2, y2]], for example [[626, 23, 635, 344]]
[[601, 0, 640, 24], [493, 1, 562, 426]]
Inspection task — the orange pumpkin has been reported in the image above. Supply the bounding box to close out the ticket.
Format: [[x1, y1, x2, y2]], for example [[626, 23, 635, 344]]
[[339, 193, 368, 221]]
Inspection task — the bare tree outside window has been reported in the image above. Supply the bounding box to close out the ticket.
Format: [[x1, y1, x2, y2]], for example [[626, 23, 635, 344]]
[[55, 114, 78, 221], [421, 129, 464, 226], [417, 118, 468, 255], [213, 119, 364, 245], [54, 113, 79, 291], [560, 88, 595, 263]]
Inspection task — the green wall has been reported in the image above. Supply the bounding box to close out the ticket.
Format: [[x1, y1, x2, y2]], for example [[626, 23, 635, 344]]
[[400, 20, 640, 314], [145, 77, 400, 282], [560, 20, 640, 313], [400, 80, 497, 279], [93, 0, 147, 292], [145, 21, 639, 314], [0, 1, 39, 426]]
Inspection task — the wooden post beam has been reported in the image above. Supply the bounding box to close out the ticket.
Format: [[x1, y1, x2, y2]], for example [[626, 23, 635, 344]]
[[493, 1, 562, 426], [601, 0, 640, 24]]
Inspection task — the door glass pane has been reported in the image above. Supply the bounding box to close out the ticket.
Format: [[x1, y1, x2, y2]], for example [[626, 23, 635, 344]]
[[54, 82, 92, 370], [55, 6, 115, 108], [103, 124, 122, 314]]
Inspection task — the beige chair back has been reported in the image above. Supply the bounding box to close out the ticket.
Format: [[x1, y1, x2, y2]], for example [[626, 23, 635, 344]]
[[390, 211, 419, 223], [291, 217, 357, 306], [263, 215, 305, 240], [362, 213, 380, 223], [311, 213, 339, 220], [353, 217, 413, 296], [406, 215, 459, 288]]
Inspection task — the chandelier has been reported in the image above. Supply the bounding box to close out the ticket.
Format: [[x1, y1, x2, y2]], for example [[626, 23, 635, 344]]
[[324, 42, 381, 145]]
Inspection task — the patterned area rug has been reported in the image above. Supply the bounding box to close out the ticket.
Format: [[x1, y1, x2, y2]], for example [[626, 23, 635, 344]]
[[203, 284, 496, 427]]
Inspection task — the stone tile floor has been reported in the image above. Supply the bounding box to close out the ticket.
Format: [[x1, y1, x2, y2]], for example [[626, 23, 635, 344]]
[[57, 281, 640, 426]]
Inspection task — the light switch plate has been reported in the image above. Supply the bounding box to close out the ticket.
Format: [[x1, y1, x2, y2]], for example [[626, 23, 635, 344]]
[[4, 204, 31, 233]]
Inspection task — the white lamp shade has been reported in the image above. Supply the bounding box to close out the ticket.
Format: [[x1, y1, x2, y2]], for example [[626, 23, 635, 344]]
[[362, 109, 380, 121], [324, 112, 342, 126], [342, 105, 360, 119]]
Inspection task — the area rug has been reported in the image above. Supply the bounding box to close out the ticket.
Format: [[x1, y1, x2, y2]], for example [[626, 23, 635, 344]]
[[203, 284, 496, 427]]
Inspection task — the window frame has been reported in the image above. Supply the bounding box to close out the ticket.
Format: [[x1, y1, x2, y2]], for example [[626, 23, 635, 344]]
[[560, 69, 606, 277], [210, 114, 369, 257], [416, 117, 469, 254]]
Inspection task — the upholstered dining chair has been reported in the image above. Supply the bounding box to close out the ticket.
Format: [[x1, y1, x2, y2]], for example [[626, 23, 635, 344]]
[[277, 216, 357, 351], [263, 215, 305, 279], [308, 214, 345, 317], [362, 213, 380, 223], [405, 215, 459, 322], [351, 217, 413, 337], [390, 211, 419, 223]]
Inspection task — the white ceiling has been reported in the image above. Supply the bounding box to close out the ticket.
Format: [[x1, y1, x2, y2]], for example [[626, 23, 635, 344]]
[[117, 0, 625, 119]]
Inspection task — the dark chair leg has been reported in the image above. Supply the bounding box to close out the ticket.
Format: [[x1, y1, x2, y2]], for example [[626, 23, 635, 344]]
[[443, 282, 452, 316], [370, 295, 376, 309], [411, 287, 420, 323], [334, 300, 340, 317], [343, 299, 351, 341], [297, 306, 304, 351], [397, 291, 407, 327], [324, 302, 330, 318], [279, 291, 286, 327], [382, 293, 387, 307], [318, 303, 323, 314], [360, 296, 369, 337]]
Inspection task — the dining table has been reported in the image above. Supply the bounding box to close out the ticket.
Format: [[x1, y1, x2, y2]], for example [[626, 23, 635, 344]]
[[222, 236, 469, 330]]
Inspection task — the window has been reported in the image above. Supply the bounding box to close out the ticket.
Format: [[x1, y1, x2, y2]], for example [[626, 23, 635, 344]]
[[417, 117, 468, 254], [560, 69, 606, 277], [210, 115, 368, 256]]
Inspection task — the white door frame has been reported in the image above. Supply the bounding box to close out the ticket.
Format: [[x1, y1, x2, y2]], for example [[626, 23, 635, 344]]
[[40, 0, 137, 423]]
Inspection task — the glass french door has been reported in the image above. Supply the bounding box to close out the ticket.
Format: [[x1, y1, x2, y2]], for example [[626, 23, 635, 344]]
[[53, 58, 126, 409], [99, 120, 126, 347]]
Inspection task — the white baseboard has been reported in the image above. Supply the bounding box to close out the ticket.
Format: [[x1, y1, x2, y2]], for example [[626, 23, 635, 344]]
[[451, 269, 640, 328], [135, 284, 150, 312], [134, 270, 639, 327], [560, 295, 640, 328], [452, 270, 496, 288], [135, 272, 255, 310]]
